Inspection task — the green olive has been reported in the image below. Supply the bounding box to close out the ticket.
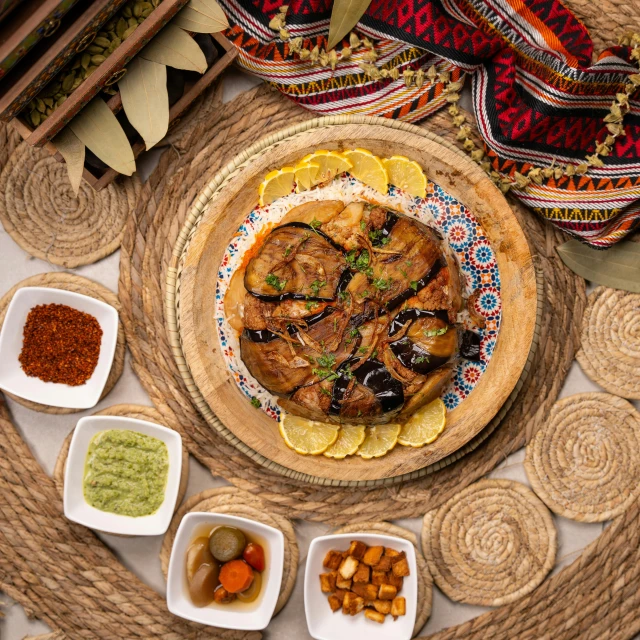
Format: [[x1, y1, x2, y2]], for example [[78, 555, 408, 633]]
[[209, 526, 246, 562]]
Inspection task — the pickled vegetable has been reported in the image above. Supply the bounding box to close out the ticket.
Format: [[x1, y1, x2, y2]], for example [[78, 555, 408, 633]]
[[186, 537, 216, 582], [209, 526, 246, 562], [213, 585, 236, 604], [219, 559, 254, 593], [236, 570, 262, 603], [243, 542, 265, 572], [188, 563, 221, 607]]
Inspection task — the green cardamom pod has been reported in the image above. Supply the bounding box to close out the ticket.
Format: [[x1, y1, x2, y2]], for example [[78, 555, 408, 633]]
[[133, 1, 143, 17], [128, 16, 137, 28], [122, 25, 137, 39], [45, 107, 53, 116], [91, 54, 106, 65], [36, 98, 46, 113], [41, 113, 48, 121], [87, 44, 104, 54], [61, 72, 75, 92], [116, 17, 127, 37], [71, 57, 82, 70], [72, 76, 83, 89], [30, 110, 41, 126], [43, 97, 53, 108], [56, 95, 67, 107], [81, 52, 91, 69], [140, 7, 152, 18], [94, 36, 111, 48], [104, 19, 116, 31], [123, 5, 132, 18], [86, 65, 97, 76]]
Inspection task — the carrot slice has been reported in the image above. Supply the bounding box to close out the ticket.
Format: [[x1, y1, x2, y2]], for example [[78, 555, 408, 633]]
[[219, 559, 255, 593]]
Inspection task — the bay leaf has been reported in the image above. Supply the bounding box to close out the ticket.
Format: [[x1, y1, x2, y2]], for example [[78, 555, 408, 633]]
[[118, 57, 169, 150], [557, 239, 640, 293], [173, 6, 227, 33], [186, 0, 229, 29], [140, 24, 207, 72], [53, 128, 85, 197], [69, 97, 135, 176], [327, 0, 372, 51]]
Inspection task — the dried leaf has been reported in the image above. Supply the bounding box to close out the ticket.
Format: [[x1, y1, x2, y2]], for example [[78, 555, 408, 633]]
[[173, 5, 227, 32], [118, 58, 169, 150], [140, 24, 207, 73], [53, 128, 85, 197], [69, 97, 135, 176], [557, 239, 640, 293], [187, 0, 229, 29], [327, 0, 372, 51]]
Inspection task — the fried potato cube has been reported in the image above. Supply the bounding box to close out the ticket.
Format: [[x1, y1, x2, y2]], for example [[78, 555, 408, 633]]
[[336, 574, 352, 590], [373, 556, 392, 572], [392, 556, 410, 578], [348, 540, 367, 560], [362, 545, 384, 566], [387, 573, 403, 590], [391, 596, 406, 619], [320, 572, 337, 593], [353, 563, 370, 584], [384, 547, 401, 558], [372, 570, 387, 586], [378, 583, 398, 601], [352, 583, 379, 601], [364, 609, 386, 624], [373, 599, 392, 615], [323, 549, 343, 570], [339, 555, 360, 580], [328, 595, 342, 612], [349, 595, 365, 616]]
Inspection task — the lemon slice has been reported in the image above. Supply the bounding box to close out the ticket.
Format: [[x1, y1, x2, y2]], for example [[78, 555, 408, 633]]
[[258, 167, 296, 206], [294, 161, 320, 192], [343, 148, 389, 194], [300, 150, 352, 184], [279, 414, 340, 455], [382, 155, 427, 198], [324, 424, 366, 459], [398, 398, 446, 447], [357, 423, 401, 459]]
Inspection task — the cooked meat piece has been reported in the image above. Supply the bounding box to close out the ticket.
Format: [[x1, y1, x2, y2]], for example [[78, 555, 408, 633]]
[[368, 206, 388, 230], [279, 200, 345, 226], [418, 263, 463, 323], [322, 202, 365, 250]]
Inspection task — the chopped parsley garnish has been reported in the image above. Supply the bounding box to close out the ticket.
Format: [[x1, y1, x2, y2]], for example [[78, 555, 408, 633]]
[[357, 409, 363, 417], [406, 260, 413, 267], [423, 326, 448, 338], [309, 217, 322, 230], [313, 368, 339, 382], [305, 300, 318, 311], [250, 397, 261, 408], [265, 273, 286, 291], [309, 279, 326, 296], [414, 355, 429, 364], [368, 229, 390, 245], [358, 346, 368, 353], [409, 280, 419, 292], [371, 349, 378, 359], [337, 290, 349, 302], [342, 364, 354, 380], [399, 268, 408, 278], [345, 249, 357, 268], [283, 245, 293, 257], [360, 220, 367, 231], [319, 387, 332, 396], [355, 250, 370, 272], [372, 277, 392, 291], [349, 327, 360, 339], [346, 249, 373, 277], [317, 353, 336, 368], [360, 290, 370, 298]]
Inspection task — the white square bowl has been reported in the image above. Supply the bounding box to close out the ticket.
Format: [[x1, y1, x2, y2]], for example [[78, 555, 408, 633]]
[[64, 415, 183, 536], [0, 287, 118, 409], [305, 533, 418, 640], [167, 512, 284, 630]]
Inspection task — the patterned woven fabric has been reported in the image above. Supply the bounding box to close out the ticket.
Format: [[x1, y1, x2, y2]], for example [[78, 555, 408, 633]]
[[219, 0, 640, 247]]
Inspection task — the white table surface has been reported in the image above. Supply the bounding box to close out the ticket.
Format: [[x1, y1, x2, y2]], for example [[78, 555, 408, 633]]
[[1, 69, 636, 640]]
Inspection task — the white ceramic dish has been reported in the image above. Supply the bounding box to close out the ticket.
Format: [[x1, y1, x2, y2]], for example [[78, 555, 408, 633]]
[[305, 533, 418, 640], [0, 287, 118, 409], [63, 416, 182, 536], [167, 512, 284, 630]]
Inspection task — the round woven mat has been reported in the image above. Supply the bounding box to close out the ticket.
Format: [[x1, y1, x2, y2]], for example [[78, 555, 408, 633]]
[[119, 82, 584, 522], [0, 140, 141, 269], [524, 393, 640, 523], [334, 521, 432, 636], [52, 403, 190, 513], [421, 479, 557, 607], [160, 487, 298, 615], [576, 287, 640, 400], [0, 272, 125, 414], [0, 122, 21, 172]]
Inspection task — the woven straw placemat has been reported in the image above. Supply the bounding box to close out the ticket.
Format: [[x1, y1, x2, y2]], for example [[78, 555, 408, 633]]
[[334, 521, 432, 636], [52, 404, 190, 513], [576, 287, 640, 400], [0, 122, 21, 172], [524, 393, 640, 522], [118, 82, 584, 522], [421, 479, 557, 607], [160, 487, 298, 615], [0, 140, 141, 269], [0, 272, 125, 414]]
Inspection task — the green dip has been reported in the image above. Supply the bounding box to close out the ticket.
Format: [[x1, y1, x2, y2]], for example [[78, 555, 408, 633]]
[[83, 429, 169, 517]]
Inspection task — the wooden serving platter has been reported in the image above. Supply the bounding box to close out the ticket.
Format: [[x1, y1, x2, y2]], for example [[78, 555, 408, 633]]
[[176, 121, 537, 482]]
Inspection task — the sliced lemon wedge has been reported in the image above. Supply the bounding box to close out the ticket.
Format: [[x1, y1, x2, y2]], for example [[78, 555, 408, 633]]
[[279, 414, 340, 455], [300, 150, 352, 184], [258, 167, 296, 206], [294, 161, 320, 192], [382, 155, 427, 198], [343, 148, 389, 194], [398, 398, 446, 447], [356, 423, 401, 459], [323, 424, 366, 459]]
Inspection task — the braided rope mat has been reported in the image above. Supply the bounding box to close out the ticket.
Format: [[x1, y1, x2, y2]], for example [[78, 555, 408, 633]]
[[0, 397, 261, 640], [525, 393, 640, 522], [576, 287, 640, 400], [52, 404, 190, 514], [118, 82, 584, 523], [333, 522, 432, 636], [421, 479, 556, 607], [159, 488, 298, 615], [0, 134, 141, 269], [0, 273, 125, 414]]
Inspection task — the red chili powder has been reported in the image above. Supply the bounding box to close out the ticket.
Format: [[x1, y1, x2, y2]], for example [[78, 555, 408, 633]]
[[19, 303, 103, 386]]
